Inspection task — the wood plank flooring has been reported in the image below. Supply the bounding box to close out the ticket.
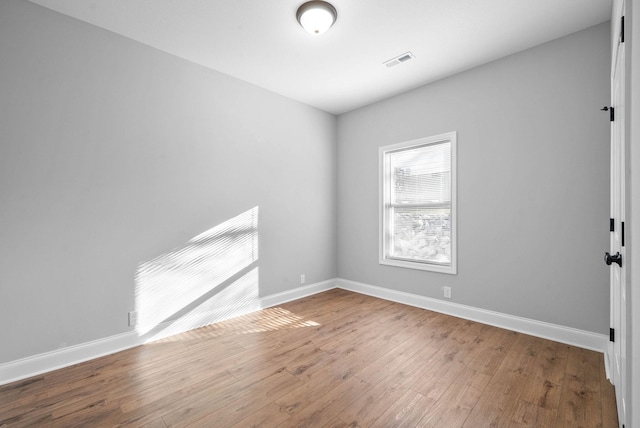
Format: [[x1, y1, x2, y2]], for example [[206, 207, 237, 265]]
[[0, 289, 618, 427]]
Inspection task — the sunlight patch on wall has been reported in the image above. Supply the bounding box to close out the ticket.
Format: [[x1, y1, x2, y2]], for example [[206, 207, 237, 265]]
[[135, 207, 259, 337]]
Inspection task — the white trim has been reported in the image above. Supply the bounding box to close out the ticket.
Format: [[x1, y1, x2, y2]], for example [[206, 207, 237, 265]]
[[1, 277, 607, 386], [0, 278, 337, 386], [0, 330, 141, 387], [379, 258, 455, 275], [626, 0, 640, 424], [259, 278, 337, 309], [337, 278, 608, 353], [604, 351, 612, 381], [378, 131, 457, 275]]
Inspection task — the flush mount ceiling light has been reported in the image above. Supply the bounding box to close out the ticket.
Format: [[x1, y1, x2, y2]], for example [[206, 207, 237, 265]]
[[296, 1, 337, 35]]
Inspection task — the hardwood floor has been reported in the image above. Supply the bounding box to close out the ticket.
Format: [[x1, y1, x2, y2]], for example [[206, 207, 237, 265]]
[[0, 289, 618, 427]]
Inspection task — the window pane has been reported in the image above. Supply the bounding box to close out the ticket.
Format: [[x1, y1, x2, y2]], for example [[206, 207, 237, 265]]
[[391, 207, 451, 264], [379, 131, 456, 274], [389, 143, 451, 205]]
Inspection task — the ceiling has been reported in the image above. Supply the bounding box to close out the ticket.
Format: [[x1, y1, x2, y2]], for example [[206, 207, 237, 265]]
[[29, 0, 612, 115]]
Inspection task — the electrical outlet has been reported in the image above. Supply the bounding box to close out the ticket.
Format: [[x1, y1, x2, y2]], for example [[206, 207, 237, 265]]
[[443, 287, 452, 299], [128, 311, 138, 327], [300, 274, 305, 285]]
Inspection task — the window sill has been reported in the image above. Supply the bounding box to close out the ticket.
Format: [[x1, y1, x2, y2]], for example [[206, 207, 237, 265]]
[[379, 257, 457, 275]]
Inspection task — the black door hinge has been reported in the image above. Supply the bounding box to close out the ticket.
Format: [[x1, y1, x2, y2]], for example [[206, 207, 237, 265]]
[[621, 16, 625, 43], [610, 328, 615, 342], [601, 106, 615, 121], [610, 218, 615, 232], [622, 221, 625, 246]]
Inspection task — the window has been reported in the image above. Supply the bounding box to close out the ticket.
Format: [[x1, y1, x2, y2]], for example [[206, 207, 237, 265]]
[[379, 132, 457, 274]]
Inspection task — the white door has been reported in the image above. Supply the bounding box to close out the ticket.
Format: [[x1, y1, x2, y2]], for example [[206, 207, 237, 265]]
[[607, 5, 626, 423]]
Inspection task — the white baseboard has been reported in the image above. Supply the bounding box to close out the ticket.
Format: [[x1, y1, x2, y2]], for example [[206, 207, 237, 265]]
[[0, 330, 141, 387], [337, 278, 608, 353], [259, 278, 337, 309], [1, 276, 606, 386], [0, 279, 337, 386]]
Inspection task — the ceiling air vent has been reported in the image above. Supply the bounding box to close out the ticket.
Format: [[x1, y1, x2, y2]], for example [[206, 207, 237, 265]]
[[384, 51, 415, 68]]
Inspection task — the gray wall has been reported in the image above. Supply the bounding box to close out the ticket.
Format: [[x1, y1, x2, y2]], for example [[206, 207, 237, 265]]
[[337, 22, 611, 334], [0, 0, 337, 364], [0, 0, 612, 366]]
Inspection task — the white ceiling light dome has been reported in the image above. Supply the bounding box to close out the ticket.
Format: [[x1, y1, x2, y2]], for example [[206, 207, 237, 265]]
[[296, 1, 337, 35]]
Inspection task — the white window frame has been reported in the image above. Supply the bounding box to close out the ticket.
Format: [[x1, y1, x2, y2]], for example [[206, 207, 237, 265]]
[[379, 132, 457, 274]]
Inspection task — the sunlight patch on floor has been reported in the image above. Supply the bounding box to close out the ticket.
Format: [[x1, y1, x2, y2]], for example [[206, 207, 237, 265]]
[[154, 305, 321, 343]]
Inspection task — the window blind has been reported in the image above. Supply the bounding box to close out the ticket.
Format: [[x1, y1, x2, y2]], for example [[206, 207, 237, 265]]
[[387, 141, 452, 265]]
